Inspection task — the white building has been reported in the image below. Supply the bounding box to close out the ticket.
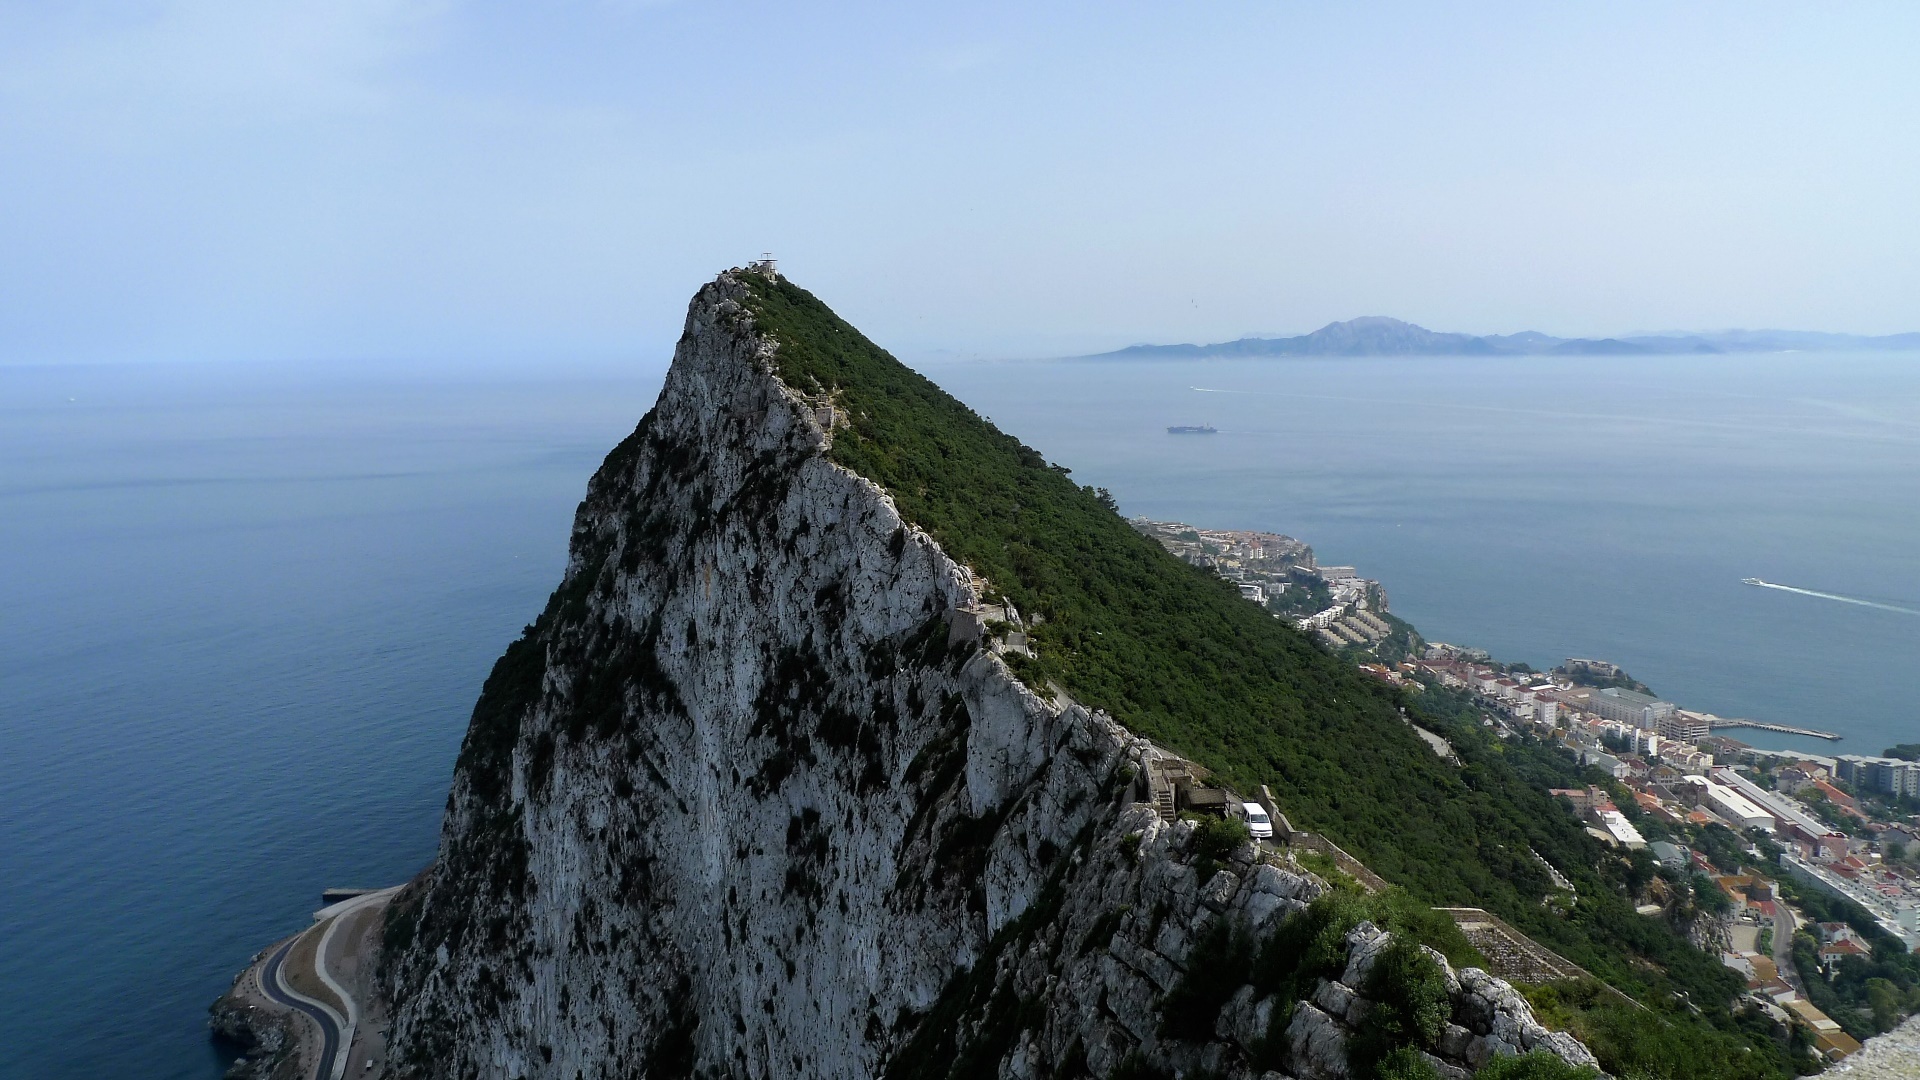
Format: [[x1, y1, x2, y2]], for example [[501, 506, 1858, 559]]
[[1590, 687, 1677, 730], [1780, 855, 1920, 950], [1296, 606, 1346, 631], [1836, 755, 1920, 798], [1660, 711, 1713, 742], [1710, 767, 1835, 843], [1598, 810, 1646, 849], [1672, 750, 1715, 775], [1576, 747, 1631, 780], [1683, 775, 1774, 832]]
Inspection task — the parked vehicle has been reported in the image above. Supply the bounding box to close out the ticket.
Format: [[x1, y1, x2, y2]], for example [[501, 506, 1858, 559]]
[[1242, 802, 1274, 840]]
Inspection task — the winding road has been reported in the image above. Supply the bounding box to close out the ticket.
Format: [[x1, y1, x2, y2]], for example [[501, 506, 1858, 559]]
[[1774, 902, 1801, 992], [261, 938, 343, 1080]]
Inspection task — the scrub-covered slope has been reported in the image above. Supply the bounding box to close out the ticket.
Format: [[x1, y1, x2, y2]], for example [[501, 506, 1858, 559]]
[[740, 274, 1562, 901], [733, 273, 1792, 1078]]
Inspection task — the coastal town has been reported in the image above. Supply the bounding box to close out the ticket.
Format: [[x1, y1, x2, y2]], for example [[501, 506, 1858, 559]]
[[1128, 518, 1412, 657], [1132, 517, 1920, 1065]]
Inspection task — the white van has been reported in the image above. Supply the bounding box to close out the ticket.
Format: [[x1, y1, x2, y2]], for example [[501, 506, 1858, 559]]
[[1242, 802, 1274, 841]]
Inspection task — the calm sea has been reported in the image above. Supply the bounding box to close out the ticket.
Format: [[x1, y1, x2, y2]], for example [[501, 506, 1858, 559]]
[[3, 348, 1917, 1077], [0, 359, 666, 1078]]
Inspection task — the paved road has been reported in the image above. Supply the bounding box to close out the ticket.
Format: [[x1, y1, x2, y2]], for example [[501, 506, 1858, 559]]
[[313, 886, 401, 1078], [1774, 902, 1800, 990], [261, 938, 341, 1080]]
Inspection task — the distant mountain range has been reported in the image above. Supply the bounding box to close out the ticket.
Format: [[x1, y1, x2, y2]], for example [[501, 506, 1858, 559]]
[[1083, 316, 1920, 359]]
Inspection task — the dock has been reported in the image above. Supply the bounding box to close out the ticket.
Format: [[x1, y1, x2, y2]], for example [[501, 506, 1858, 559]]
[[1706, 718, 1841, 741]]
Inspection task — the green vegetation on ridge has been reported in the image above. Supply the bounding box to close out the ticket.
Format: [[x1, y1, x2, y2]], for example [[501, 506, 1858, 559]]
[[738, 273, 1797, 1078], [742, 272, 1493, 899]]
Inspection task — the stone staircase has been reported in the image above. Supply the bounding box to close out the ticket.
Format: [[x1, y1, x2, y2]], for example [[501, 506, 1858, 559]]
[[1143, 751, 1196, 822], [1153, 785, 1177, 821]]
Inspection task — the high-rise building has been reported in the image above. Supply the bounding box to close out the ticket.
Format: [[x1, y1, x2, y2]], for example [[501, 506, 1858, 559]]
[[1658, 712, 1712, 742], [1836, 755, 1920, 798]]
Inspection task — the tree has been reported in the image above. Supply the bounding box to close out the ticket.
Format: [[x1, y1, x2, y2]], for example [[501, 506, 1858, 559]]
[[1690, 873, 1733, 917], [1867, 978, 1901, 1033], [1624, 849, 1657, 896]]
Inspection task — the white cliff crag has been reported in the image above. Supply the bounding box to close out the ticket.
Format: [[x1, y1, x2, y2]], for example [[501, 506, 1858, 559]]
[[1824, 1010, 1920, 1078], [380, 269, 1600, 1080]]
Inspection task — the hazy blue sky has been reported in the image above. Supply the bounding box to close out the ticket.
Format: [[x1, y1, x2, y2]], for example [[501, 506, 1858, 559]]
[[3, 2, 1917, 364]]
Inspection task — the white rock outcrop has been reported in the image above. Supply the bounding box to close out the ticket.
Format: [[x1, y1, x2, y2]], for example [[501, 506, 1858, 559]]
[[379, 270, 1602, 1080], [1825, 1010, 1920, 1078]]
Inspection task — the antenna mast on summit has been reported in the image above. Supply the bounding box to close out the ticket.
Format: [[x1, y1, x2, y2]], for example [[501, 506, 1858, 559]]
[[750, 252, 778, 277]]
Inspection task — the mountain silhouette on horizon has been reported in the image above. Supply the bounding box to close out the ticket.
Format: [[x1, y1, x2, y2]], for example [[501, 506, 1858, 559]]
[[1084, 316, 1920, 359]]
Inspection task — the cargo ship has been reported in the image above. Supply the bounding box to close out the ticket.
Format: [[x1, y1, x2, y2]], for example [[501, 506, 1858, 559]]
[[1166, 424, 1217, 434]]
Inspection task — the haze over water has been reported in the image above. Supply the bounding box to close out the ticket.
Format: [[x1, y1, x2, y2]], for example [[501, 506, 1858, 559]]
[[3, 346, 1917, 1077]]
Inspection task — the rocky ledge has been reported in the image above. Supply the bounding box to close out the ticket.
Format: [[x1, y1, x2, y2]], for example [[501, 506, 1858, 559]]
[[912, 798, 1603, 1080], [1825, 1011, 1920, 1078], [207, 952, 298, 1080]]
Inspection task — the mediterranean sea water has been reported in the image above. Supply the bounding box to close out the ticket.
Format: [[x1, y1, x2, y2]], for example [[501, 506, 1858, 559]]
[[3, 347, 1917, 1077], [0, 359, 667, 1079]]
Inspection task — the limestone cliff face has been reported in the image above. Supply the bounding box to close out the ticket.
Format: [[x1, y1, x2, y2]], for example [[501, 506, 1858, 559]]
[[384, 271, 1131, 1077], [383, 270, 1599, 1080]]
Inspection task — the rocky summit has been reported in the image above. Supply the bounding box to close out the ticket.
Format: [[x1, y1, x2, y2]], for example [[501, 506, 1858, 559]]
[[353, 267, 1612, 1080]]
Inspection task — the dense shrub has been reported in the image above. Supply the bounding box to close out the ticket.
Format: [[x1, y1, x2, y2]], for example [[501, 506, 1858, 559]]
[[1351, 938, 1452, 1074], [1471, 1052, 1600, 1080], [1194, 815, 1252, 860], [1516, 978, 1786, 1080], [1249, 890, 1480, 1008], [1375, 1047, 1442, 1080], [1190, 815, 1251, 881]]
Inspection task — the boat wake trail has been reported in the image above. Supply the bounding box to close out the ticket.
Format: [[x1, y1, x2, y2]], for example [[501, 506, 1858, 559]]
[[1744, 579, 1920, 617]]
